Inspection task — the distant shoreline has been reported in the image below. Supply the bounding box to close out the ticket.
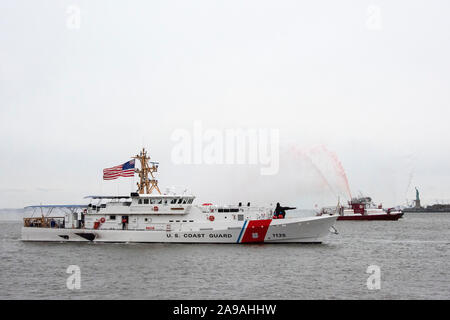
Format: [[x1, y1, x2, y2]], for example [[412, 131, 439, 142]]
[[0, 209, 24, 221]]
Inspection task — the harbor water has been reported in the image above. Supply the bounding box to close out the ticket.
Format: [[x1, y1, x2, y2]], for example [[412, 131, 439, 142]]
[[0, 212, 449, 299]]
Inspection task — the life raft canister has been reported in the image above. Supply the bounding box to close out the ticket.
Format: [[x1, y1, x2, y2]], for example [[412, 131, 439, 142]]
[[99, 217, 106, 223], [154, 206, 159, 211], [209, 215, 215, 222]]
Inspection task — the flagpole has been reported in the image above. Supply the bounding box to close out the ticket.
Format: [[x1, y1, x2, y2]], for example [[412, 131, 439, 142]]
[[131, 173, 134, 193]]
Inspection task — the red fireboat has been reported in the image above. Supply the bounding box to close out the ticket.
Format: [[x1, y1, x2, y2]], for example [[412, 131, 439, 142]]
[[337, 196, 403, 221]]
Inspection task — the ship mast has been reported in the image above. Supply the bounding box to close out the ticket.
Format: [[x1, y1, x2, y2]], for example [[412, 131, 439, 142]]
[[132, 148, 161, 195]]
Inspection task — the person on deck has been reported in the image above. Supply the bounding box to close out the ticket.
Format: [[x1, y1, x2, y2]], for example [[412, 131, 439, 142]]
[[77, 211, 83, 229], [274, 203, 296, 219]]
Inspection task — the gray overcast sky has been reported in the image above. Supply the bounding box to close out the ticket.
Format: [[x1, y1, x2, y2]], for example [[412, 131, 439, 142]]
[[1, 0, 449, 208]]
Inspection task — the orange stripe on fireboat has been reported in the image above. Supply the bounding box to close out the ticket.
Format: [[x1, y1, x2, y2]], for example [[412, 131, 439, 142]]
[[240, 219, 272, 243]]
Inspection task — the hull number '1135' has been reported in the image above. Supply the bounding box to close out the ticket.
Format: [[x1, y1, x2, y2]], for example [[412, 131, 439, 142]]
[[272, 233, 286, 238]]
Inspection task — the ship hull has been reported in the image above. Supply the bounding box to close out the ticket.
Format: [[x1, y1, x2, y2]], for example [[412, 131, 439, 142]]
[[21, 215, 337, 244], [337, 212, 403, 221]]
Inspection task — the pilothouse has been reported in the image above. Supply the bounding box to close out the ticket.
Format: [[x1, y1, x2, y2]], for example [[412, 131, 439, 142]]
[[22, 148, 338, 243]]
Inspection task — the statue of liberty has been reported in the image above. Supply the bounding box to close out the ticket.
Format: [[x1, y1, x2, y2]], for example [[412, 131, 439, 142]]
[[415, 187, 421, 208]]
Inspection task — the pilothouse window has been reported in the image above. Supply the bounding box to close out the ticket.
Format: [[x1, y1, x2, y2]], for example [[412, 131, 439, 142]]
[[144, 199, 149, 205]]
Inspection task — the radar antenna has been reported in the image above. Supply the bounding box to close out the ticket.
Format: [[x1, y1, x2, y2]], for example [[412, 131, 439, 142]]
[[132, 148, 162, 194]]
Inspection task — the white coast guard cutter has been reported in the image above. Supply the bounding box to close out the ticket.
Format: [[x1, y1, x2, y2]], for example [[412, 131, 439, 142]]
[[21, 149, 337, 243]]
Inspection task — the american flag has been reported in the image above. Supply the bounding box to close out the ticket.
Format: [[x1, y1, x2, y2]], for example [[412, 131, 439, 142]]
[[103, 160, 135, 180]]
